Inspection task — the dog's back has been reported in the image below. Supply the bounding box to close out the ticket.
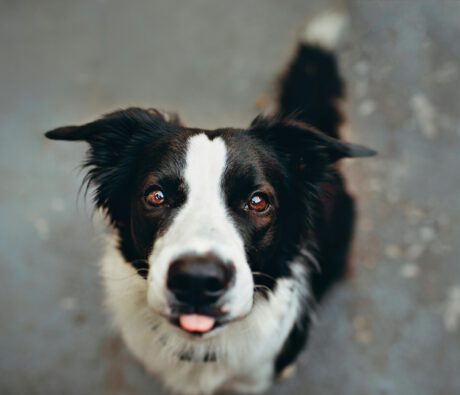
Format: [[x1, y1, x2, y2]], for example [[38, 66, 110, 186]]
[[277, 13, 357, 302], [272, 12, 361, 374]]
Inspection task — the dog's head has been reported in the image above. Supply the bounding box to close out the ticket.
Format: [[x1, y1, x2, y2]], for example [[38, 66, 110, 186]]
[[46, 108, 375, 335]]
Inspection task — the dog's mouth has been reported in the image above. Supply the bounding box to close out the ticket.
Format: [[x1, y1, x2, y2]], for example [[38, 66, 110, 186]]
[[177, 314, 218, 334], [162, 297, 253, 336], [164, 302, 231, 335], [168, 314, 224, 335]]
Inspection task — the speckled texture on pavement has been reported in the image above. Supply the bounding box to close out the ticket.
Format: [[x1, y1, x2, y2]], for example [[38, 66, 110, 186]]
[[1, 1, 459, 394]]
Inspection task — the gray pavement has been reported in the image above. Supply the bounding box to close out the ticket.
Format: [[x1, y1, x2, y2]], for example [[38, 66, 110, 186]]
[[1, 1, 459, 394]]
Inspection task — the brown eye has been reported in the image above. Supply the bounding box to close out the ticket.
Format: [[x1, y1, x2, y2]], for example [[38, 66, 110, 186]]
[[247, 193, 269, 212], [145, 189, 165, 207]]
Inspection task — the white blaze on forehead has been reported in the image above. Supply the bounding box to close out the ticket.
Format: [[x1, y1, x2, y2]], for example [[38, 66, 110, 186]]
[[171, 133, 234, 249], [185, 134, 227, 216], [170, 133, 245, 255], [147, 133, 253, 318]]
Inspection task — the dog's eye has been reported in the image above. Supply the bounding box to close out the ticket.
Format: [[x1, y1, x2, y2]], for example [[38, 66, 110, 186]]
[[145, 189, 166, 207], [246, 193, 269, 213]]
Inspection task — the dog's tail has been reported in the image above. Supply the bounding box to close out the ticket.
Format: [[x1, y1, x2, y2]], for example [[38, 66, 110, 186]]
[[277, 12, 349, 140]]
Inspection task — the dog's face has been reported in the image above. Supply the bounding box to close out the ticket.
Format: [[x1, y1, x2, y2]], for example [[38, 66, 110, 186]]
[[46, 108, 374, 335]]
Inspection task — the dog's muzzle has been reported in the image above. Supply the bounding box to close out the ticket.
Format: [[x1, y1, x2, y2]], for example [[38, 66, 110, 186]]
[[166, 253, 236, 334]]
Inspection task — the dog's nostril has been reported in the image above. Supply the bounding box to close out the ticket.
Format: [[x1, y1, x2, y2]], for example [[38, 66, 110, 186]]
[[167, 254, 234, 305], [204, 278, 224, 294], [168, 273, 191, 294]]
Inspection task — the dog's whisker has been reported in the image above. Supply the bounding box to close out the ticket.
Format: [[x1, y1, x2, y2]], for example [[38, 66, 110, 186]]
[[100, 262, 149, 281], [251, 272, 276, 282], [254, 285, 272, 295], [100, 273, 139, 281]]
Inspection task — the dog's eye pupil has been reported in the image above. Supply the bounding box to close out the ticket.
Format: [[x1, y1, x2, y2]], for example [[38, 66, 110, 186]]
[[145, 190, 165, 206], [248, 194, 268, 212]]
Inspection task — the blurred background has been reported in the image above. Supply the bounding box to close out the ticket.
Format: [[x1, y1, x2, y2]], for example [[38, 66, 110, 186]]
[[1, 1, 459, 394]]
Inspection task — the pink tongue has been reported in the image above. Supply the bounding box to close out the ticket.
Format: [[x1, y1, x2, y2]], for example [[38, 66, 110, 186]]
[[179, 314, 216, 333]]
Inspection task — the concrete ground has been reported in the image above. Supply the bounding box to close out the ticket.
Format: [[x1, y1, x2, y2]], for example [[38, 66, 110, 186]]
[[1, 1, 459, 394]]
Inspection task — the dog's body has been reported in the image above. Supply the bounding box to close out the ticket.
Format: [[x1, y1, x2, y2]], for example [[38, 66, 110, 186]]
[[46, 15, 374, 395]]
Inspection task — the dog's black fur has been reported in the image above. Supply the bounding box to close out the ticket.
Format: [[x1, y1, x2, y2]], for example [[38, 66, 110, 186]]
[[273, 43, 370, 372]]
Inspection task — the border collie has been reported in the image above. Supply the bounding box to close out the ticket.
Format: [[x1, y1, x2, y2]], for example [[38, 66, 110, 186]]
[[45, 13, 375, 395]]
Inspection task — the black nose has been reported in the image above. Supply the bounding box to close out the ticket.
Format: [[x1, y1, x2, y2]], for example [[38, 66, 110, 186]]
[[167, 254, 235, 306]]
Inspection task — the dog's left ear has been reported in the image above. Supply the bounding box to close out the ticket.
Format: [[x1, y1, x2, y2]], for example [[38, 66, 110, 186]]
[[248, 116, 376, 164]]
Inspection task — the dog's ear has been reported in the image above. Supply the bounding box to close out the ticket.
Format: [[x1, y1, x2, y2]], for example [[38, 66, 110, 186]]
[[45, 107, 180, 224], [45, 107, 180, 144], [249, 116, 376, 165]]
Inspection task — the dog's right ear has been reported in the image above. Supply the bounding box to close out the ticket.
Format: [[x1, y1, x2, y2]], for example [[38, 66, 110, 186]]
[[45, 107, 180, 224]]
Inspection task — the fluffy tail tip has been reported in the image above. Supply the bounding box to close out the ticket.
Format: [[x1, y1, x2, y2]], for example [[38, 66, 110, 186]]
[[301, 11, 349, 50]]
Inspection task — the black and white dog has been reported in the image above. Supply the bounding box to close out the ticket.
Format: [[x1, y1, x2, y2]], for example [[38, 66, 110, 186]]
[[46, 14, 375, 395]]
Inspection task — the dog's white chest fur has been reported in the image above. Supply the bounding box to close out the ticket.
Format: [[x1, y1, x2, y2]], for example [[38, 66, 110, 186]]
[[101, 239, 309, 395]]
